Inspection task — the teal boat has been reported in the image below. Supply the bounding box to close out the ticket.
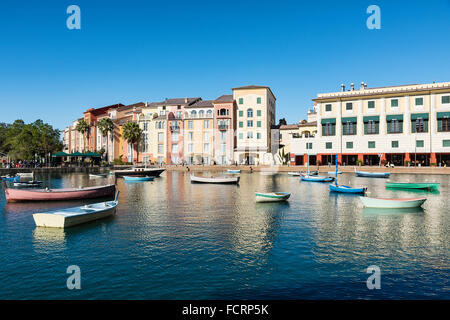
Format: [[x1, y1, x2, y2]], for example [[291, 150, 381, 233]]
[[385, 182, 440, 191]]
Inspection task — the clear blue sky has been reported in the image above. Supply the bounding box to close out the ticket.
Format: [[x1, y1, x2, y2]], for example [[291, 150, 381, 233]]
[[1, 0, 449, 130]]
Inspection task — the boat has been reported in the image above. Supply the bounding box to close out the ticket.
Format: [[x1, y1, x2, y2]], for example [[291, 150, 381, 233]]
[[1, 175, 20, 182], [17, 172, 34, 178], [227, 169, 241, 174], [329, 184, 366, 194], [329, 155, 367, 194], [299, 171, 318, 177], [328, 171, 342, 175], [2, 181, 116, 202], [33, 191, 119, 228], [359, 196, 427, 208], [354, 167, 390, 178], [13, 180, 43, 188], [255, 192, 290, 202], [288, 172, 301, 176], [259, 171, 278, 176], [89, 173, 107, 178], [113, 167, 165, 177], [301, 175, 334, 182], [190, 174, 240, 184], [123, 175, 154, 182], [385, 182, 440, 191]]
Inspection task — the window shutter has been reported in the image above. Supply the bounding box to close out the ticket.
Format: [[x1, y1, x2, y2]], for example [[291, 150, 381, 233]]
[[375, 122, 379, 134], [387, 121, 391, 134], [424, 120, 428, 132], [438, 120, 442, 132], [399, 122, 403, 133], [411, 121, 416, 133], [364, 123, 367, 134]]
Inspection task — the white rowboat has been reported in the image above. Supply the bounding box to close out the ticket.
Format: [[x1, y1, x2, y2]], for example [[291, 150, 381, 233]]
[[33, 191, 119, 228], [89, 173, 107, 178], [190, 175, 239, 184], [255, 192, 290, 202], [359, 196, 426, 208]]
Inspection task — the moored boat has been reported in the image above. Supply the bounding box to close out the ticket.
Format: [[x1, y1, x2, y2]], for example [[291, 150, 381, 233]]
[[288, 172, 301, 176], [190, 174, 239, 184], [33, 191, 119, 228], [301, 175, 334, 182], [227, 169, 241, 174], [385, 182, 440, 191], [89, 173, 107, 178], [255, 192, 290, 202], [354, 168, 390, 178], [13, 180, 43, 188], [329, 184, 366, 194], [113, 167, 165, 177], [123, 175, 154, 182], [1, 175, 20, 182], [2, 181, 116, 202], [328, 171, 342, 175], [359, 196, 426, 208], [17, 172, 34, 178]]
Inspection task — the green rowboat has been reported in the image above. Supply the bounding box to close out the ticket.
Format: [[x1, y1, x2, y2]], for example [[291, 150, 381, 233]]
[[385, 182, 440, 191]]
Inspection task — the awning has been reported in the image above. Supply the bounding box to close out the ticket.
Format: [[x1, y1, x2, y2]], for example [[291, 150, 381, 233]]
[[52, 152, 69, 157], [69, 152, 85, 157], [321, 118, 336, 124], [84, 152, 101, 158], [386, 114, 404, 121], [341, 117, 357, 123], [363, 116, 379, 123], [437, 112, 450, 119], [411, 113, 429, 120]]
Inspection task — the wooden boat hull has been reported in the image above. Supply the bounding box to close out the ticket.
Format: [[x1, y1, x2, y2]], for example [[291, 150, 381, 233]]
[[33, 200, 118, 228], [301, 175, 334, 182], [123, 176, 154, 181], [355, 171, 390, 178], [3, 183, 115, 202], [190, 175, 239, 184], [385, 182, 440, 191], [329, 184, 366, 194], [255, 192, 290, 202], [113, 168, 165, 177], [359, 196, 426, 208]]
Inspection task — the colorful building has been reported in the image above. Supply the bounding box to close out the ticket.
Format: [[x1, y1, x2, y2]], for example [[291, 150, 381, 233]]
[[213, 95, 236, 165]]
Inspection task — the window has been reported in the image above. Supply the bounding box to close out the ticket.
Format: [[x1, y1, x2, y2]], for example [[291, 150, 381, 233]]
[[322, 123, 335, 136], [325, 104, 332, 112], [247, 108, 253, 117], [439, 118, 450, 132], [239, 110, 243, 117], [443, 140, 450, 147], [171, 144, 178, 153], [368, 101, 375, 109], [188, 132, 193, 141], [415, 97, 424, 106], [239, 98, 243, 104], [220, 143, 226, 153], [247, 132, 253, 139], [171, 132, 179, 142], [257, 110, 262, 116], [416, 140, 424, 148], [257, 132, 261, 139], [239, 122, 243, 128], [343, 121, 355, 135], [188, 143, 193, 153], [442, 96, 450, 104], [346, 142, 353, 149], [306, 142, 313, 149], [346, 102, 353, 110], [257, 121, 261, 127], [414, 118, 425, 133], [204, 143, 210, 153], [157, 156, 164, 164], [143, 122, 148, 131], [247, 120, 253, 127], [391, 141, 399, 148], [199, 110, 205, 118], [176, 111, 182, 119], [188, 121, 193, 129], [326, 142, 332, 149], [204, 120, 210, 128], [220, 131, 226, 141], [365, 120, 378, 134], [388, 120, 402, 133], [204, 132, 209, 141], [257, 97, 261, 104], [368, 141, 375, 149], [391, 99, 399, 107], [158, 132, 164, 143], [239, 133, 243, 139], [206, 110, 212, 118], [190, 110, 197, 118]]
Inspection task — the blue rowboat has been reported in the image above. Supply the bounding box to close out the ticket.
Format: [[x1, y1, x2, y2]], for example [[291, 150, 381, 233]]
[[301, 175, 334, 182], [227, 169, 241, 174], [355, 170, 390, 178], [123, 175, 154, 182], [329, 184, 367, 194], [1, 176, 20, 182]]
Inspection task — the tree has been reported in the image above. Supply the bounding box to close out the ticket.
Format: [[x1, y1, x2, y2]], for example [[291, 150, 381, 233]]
[[0, 122, 10, 155], [75, 119, 90, 152], [97, 118, 114, 163], [122, 121, 142, 165], [278, 118, 287, 126]]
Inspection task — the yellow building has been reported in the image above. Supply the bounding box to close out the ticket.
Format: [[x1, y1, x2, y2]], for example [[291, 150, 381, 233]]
[[139, 102, 167, 165]]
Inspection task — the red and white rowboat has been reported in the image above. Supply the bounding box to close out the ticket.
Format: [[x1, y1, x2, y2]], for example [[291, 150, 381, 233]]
[[2, 181, 115, 202]]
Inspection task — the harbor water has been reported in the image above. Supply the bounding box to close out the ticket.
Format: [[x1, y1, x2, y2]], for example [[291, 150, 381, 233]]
[[0, 171, 449, 299]]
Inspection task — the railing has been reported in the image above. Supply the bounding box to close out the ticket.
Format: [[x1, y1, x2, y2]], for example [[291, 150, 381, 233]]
[[170, 126, 180, 131], [218, 124, 228, 130]]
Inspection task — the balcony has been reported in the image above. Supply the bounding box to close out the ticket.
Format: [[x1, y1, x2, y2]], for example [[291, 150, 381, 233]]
[[170, 126, 180, 132], [218, 124, 228, 130]]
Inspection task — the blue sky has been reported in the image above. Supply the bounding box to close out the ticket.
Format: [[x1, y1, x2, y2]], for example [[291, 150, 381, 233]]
[[1, 0, 450, 130]]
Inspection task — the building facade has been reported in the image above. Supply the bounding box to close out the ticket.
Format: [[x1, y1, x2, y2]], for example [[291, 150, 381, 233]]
[[290, 81, 450, 167]]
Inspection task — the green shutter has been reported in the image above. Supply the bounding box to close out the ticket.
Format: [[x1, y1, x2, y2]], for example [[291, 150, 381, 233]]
[[239, 122, 243, 128], [368, 101, 375, 108], [415, 97, 423, 105], [392, 141, 399, 148], [368, 141, 375, 148], [257, 121, 261, 127], [257, 133, 261, 139], [239, 98, 243, 104], [346, 142, 353, 149], [257, 110, 262, 116], [364, 123, 367, 134], [325, 104, 332, 112], [257, 97, 261, 104], [438, 119, 442, 132], [443, 140, 450, 147], [411, 122, 415, 133], [391, 99, 398, 107], [239, 110, 243, 117], [424, 120, 428, 132], [442, 96, 450, 104], [416, 140, 424, 148]]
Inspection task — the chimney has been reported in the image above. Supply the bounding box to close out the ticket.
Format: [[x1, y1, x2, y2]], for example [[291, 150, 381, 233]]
[[341, 84, 345, 92], [360, 82, 365, 90], [184, 98, 188, 103], [350, 83, 355, 91]]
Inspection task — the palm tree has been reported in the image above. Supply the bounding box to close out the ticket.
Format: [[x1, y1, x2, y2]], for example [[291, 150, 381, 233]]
[[75, 119, 90, 152], [97, 118, 114, 163], [122, 121, 142, 165]]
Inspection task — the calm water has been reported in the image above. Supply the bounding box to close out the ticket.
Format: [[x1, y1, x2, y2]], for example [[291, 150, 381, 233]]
[[0, 171, 449, 299]]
